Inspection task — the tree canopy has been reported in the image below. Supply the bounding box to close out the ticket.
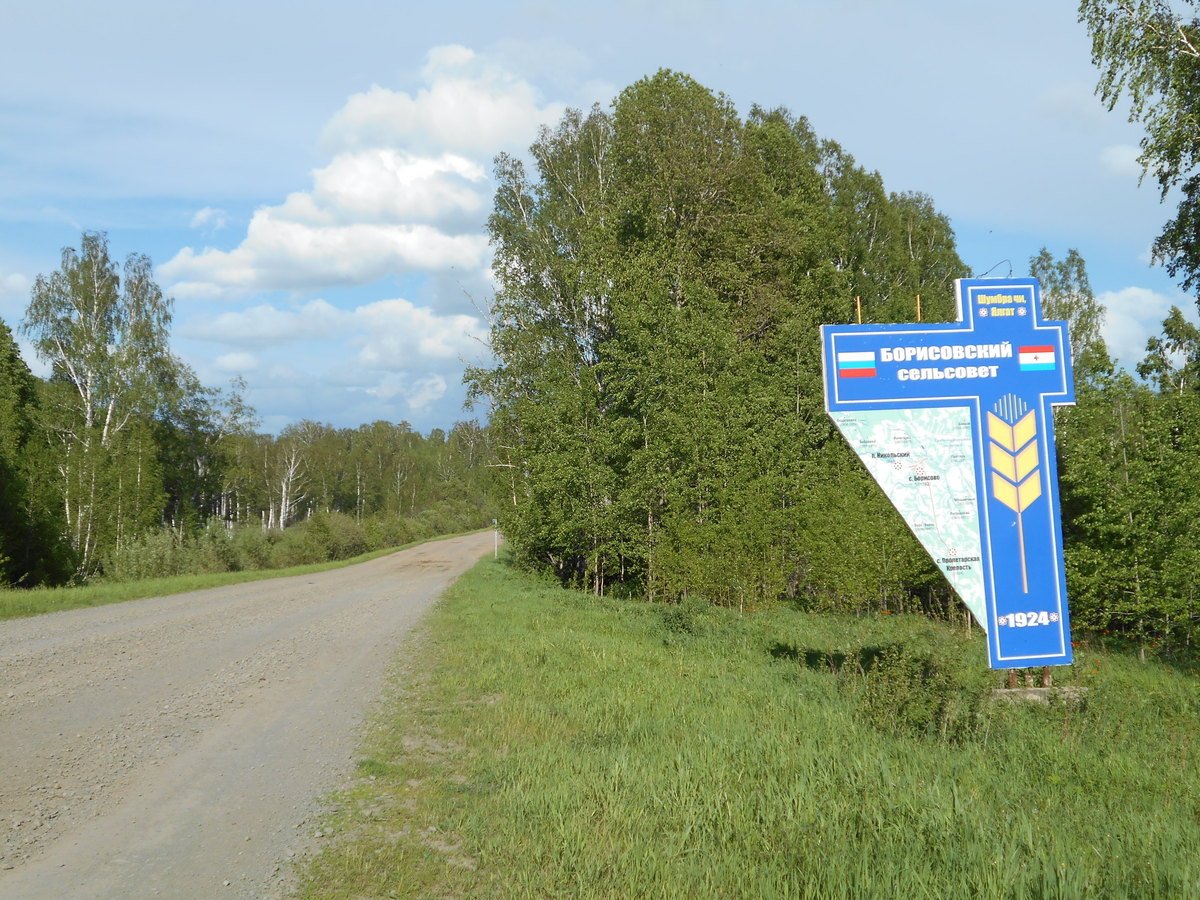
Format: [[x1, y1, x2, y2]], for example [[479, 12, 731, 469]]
[[0, 317, 69, 584], [22, 232, 192, 576], [1080, 0, 1200, 293], [471, 70, 967, 611]]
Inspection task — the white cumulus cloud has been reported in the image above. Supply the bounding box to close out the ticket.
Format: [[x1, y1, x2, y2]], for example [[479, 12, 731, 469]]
[[180, 294, 484, 378], [190, 206, 229, 230], [405, 375, 448, 412], [181, 298, 347, 345], [1, 270, 28, 295], [353, 297, 484, 369], [302, 150, 486, 225], [177, 292, 485, 428], [161, 44, 561, 301], [163, 215, 488, 298], [365, 373, 448, 412], [320, 44, 565, 156]]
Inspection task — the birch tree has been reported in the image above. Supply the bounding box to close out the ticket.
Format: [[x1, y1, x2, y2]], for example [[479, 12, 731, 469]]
[[1080, 0, 1200, 292], [22, 232, 177, 575], [1030, 247, 1113, 383]]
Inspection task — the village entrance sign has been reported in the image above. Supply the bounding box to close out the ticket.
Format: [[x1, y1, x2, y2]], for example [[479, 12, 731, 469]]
[[821, 278, 1075, 669]]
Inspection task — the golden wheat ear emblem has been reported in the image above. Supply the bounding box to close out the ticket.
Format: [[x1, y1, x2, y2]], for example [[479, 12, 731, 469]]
[[988, 394, 1041, 593]]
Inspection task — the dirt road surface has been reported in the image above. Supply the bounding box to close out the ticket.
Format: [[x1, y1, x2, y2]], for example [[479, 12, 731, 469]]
[[0, 531, 494, 899]]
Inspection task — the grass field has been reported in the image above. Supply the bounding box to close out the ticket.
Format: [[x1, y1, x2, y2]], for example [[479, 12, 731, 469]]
[[293, 556, 1200, 899]]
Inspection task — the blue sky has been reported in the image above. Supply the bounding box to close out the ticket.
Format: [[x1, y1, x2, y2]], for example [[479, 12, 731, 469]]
[[0, 0, 1192, 433]]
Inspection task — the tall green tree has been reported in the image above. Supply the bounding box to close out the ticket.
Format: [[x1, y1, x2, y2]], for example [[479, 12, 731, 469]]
[[0, 318, 69, 584], [1138, 304, 1200, 391], [1053, 296, 1200, 649], [156, 374, 258, 527], [1080, 0, 1200, 293], [0, 316, 37, 582], [821, 145, 961, 324], [473, 101, 623, 590], [1029, 247, 1113, 382], [1057, 367, 1200, 647], [22, 231, 178, 575]]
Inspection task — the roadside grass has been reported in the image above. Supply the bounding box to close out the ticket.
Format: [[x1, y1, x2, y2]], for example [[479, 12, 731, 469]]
[[296, 556, 1200, 899], [0, 530, 481, 622]]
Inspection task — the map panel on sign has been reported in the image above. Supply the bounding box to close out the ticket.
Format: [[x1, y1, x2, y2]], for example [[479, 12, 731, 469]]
[[832, 406, 986, 629]]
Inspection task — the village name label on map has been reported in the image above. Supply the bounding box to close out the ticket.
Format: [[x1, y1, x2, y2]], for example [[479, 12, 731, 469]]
[[820, 278, 1076, 669]]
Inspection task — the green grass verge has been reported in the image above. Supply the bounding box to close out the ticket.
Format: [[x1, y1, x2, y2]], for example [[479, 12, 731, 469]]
[[294, 557, 1200, 899], [0, 530, 482, 622]]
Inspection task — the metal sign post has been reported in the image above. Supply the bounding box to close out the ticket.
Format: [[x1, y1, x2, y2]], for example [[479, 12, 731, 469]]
[[820, 278, 1076, 669]]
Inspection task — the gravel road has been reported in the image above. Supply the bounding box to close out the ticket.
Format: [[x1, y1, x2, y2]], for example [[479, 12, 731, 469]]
[[0, 531, 494, 900]]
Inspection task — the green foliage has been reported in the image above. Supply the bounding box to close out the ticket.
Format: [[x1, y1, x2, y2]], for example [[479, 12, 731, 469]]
[[21, 232, 184, 577], [854, 640, 993, 742], [0, 317, 70, 585], [1066, 14, 1200, 649], [301, 511, 369, 563], [155, 373, 258, 528], [296, 558, 1200, 900], [657, 596, 708, 636], [1030, 247, 1113, 383], [99, 501, 490, 585], [1138, 304, 1200, 391], [1080, 1, 1200, 293], [471, 71, 967, 611], [1056, 368, 1200, 649], [218, 418, 495, 535], [0, 534, 462, 622]]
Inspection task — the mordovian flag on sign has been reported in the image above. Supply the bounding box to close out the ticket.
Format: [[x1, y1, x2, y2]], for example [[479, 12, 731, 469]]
[[1019, 345, 1056, 372]]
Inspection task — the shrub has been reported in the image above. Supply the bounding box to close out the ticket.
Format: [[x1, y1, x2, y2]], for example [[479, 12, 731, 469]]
[[103, 528, 185, 581], [854, 640, 992, 742], [300, 511, 369, 562], [184, 524, 236, 574], [230, 526, 274, 571], [96, 504, 489, 585], [364, 517, 413, 551]]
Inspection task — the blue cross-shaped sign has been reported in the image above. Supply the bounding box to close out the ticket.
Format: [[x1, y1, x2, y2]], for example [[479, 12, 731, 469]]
[[821, 278, 1075, 669]]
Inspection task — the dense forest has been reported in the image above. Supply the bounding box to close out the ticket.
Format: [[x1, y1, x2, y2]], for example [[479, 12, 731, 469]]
[[469, 71, 966, 613], [0, 233, 495, 586], [469, 70, 1200, 652]]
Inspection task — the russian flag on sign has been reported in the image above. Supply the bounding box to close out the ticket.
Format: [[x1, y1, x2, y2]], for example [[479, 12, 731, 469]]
[[837, 350, 876, 378], [1019, 345, 1057, 372]]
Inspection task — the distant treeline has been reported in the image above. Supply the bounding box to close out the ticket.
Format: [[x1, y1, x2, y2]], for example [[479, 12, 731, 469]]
[[0, 232, 495, 586], [470, 70, 1200, 651]]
